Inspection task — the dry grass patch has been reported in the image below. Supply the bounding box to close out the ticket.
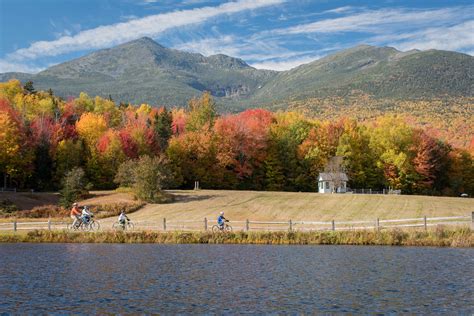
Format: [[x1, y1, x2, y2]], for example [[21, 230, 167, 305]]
[[129, 190, 474, 222]]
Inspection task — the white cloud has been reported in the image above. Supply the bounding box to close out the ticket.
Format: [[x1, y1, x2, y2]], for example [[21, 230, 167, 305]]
[[173, 35, 241, 57], [0, 60, 47, 73], [273, 7, 472, 35], [120, 14, 139, 21], [250, 55, 321, 71], [322, 6, 355, 14], [172, 34, 317, 70], [6, 0, 284, 61], [390, 21, 474, 52]]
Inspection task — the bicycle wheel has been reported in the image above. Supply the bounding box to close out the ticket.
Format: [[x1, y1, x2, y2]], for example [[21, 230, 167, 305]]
[[112, 222, 122, 231], [67, 223, 78, 231], [211, 225, 220, 233], [80, 222, 90, 231], [225, 225, 233, 233], [90, 220, 100, 231], [126, 222, 135, 231]]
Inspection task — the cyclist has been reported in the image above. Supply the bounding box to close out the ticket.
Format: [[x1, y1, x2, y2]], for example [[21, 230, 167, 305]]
[[217, 211, 228, 230], [118, 210, 130, 228], [70, 203, 81, 227], [81, 206, 93, 224]]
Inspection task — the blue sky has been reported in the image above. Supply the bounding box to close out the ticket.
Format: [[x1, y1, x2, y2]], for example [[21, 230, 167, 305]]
[[0, 0, 473, 73]]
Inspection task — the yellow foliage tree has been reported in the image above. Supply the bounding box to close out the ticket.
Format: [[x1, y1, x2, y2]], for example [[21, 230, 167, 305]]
[[76, 112, 108, 148]]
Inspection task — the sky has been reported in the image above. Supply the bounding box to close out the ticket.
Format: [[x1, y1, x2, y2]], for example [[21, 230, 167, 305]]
[[0, 0, 473, 73]]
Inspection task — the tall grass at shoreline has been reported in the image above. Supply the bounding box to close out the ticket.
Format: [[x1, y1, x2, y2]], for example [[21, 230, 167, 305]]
[[1, 227, 472, 247]]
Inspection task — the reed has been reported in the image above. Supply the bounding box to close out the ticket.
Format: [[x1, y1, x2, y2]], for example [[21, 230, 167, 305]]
[[0, 227, 472, 247]]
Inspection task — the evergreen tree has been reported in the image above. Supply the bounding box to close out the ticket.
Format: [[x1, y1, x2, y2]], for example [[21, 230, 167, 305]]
[[153, 108, 173, 151], [59, 167, 89, 208], [264, 148, 285, 191], [23, 81, 36, 94], [32, 141, 53, 191]]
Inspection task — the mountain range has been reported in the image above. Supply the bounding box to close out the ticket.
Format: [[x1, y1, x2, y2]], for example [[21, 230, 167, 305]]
[[1, 37, 473, 110]]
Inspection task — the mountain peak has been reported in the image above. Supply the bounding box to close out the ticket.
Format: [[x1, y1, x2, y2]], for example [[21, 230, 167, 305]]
[[118, 36, 165, 49]]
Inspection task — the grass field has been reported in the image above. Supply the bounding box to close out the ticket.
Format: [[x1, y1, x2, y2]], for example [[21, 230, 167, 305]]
[[130, 190, 473, 222], [2, 189, 473, 222]]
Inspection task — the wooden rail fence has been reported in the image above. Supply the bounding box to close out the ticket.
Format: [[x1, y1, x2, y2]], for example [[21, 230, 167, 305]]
[[0, 213, 472, 232]]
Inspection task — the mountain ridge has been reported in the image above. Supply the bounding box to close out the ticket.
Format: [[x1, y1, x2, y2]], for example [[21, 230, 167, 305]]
[[1, 37, 472, 109]]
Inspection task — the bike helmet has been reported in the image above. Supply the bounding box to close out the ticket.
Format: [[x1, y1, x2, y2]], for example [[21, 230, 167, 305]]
[[73, 202, 78, 206], [220, 211, 224, 216]]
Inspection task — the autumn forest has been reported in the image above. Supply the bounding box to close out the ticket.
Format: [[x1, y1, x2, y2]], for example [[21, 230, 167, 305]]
[[0, 79, 473, 197]]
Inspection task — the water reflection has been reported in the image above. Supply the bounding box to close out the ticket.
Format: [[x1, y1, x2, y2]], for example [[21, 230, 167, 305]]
[[0, 244, 472, 313]]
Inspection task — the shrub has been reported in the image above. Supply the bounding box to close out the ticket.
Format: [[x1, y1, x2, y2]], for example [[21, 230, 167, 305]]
[[115, 155, 172, 203], [0, 199, 19, 215], [90, 202, 146, 219], [0, 204, 67, 219]]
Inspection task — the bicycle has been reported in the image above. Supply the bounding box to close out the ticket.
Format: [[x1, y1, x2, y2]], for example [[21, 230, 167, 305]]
[[80, 215, 100, 231], [67, 219, 82, 231], [211, 222, 232, 233], [112, 220, 135, 231]]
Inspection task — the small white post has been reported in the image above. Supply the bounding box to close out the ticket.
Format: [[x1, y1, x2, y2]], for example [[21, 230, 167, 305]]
[[48, 218, 51, 231]]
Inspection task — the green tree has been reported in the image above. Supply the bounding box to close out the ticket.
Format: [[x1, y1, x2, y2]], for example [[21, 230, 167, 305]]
[[153, 107, 173, 151], [114, 159, 137, 188], [186, 91, 217, 132], [115, 155, 172, 202], [264, 147, 285, 191], [59, 167, 89, 208], [54, 139, 83, 183], [32, 141, 54, 191], [23, 81, 36, 94]]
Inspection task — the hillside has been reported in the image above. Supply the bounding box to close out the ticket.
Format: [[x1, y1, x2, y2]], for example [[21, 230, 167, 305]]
[[1, 38, 472, 109], [253, 46, 474, 107]]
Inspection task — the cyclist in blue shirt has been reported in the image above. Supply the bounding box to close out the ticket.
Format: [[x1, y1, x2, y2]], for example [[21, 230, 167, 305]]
[[217, 211, 228, 230]]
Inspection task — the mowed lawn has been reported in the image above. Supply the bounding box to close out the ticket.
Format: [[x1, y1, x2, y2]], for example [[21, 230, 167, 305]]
[[129, 190, 474, 222]]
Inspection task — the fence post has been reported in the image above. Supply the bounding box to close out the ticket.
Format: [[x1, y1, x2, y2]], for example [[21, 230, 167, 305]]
[[13, 220, 17, 232], [369, 188, 372, 194], [424, 216, 427, 231], [163, 218, 167, 231], [204, 217, 208, 231], [471, 212, 474, 229], [246, 219, 249, 232], [48, 217, 51, 231], [331, 220, 335, 231], [376, 218, 380, 231], [289, 219, 293, 231]]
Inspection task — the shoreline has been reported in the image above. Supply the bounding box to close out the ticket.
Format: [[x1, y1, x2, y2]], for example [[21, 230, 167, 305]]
[[0, 228, 472, 247]]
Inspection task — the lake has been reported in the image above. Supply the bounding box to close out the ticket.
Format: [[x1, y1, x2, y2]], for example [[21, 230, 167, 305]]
[[0, 244, 472, 314]]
